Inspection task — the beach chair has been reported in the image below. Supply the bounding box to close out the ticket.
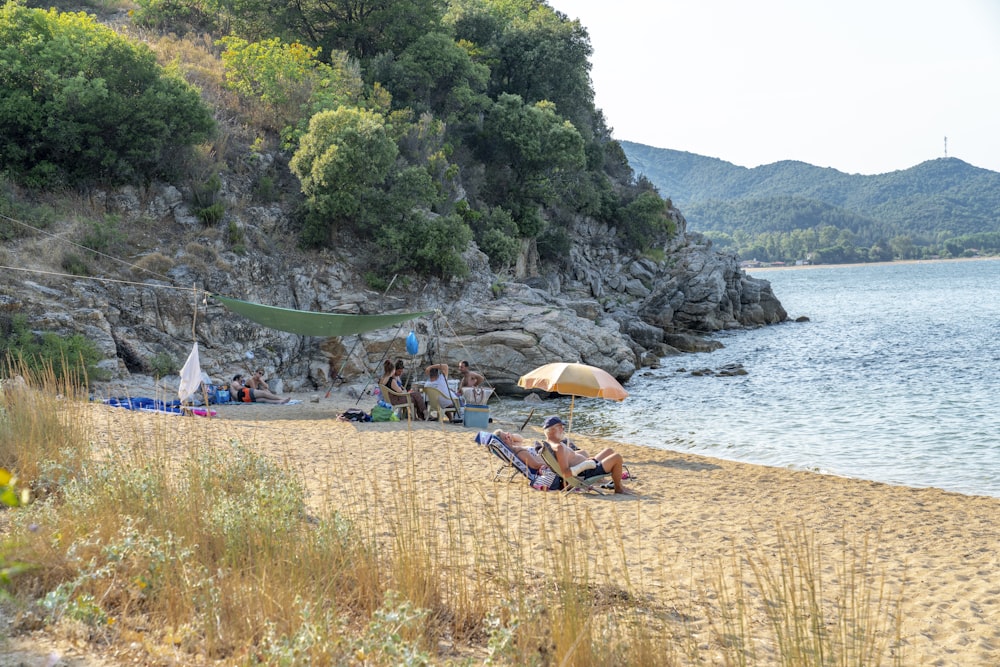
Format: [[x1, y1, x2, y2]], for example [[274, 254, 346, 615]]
[[475, 431, 537, 483], [422, 386, 458, 424], [538, 440, 611, 494], [379, 382, 416, 420]]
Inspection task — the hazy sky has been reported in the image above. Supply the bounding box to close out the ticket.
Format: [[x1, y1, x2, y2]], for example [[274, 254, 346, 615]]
[[547, 0, 1000, 175]]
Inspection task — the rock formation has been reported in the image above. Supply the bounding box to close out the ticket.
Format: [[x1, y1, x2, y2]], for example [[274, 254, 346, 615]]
[[1, 181, 787, 395]]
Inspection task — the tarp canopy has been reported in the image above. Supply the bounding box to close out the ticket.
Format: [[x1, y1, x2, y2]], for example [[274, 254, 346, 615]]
[[213, 295, 431, 337]]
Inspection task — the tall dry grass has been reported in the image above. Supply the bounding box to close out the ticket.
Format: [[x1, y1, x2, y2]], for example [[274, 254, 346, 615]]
[[0, 372, 905, 665]]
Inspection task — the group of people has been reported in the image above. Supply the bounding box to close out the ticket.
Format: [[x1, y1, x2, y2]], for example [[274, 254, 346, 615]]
[[378, 358, 485, 421], [229, 369, 290, 404], [493, 415, 633, 494]]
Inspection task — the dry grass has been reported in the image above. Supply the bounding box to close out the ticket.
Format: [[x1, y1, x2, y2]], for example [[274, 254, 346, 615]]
[[0, 372, 905, 666]]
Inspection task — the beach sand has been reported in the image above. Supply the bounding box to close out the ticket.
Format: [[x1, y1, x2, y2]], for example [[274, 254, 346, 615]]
[[8, 390, 1000, 665]]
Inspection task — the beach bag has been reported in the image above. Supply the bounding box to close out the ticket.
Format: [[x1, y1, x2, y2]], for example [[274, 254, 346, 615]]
[[338, 408, 370, 422], [461, 387, 493, 404], [370, 405, 397, 422], [215, 386, 231, 404]]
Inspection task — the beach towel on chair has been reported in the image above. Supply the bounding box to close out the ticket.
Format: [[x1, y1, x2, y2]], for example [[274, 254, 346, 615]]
[[474, 431, 559, 490]]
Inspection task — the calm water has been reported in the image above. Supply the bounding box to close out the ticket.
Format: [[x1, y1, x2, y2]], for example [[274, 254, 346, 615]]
[[496, 259, 1000, 498]]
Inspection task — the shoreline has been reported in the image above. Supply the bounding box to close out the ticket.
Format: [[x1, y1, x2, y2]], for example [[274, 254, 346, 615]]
[[744, 254, 999, 273]]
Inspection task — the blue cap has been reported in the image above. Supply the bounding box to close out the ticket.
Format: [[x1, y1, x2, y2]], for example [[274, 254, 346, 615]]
[[542, 415, 565, 430]]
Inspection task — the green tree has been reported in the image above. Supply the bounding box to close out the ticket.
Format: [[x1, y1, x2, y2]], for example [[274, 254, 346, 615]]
[[290, 106, 398, 246], [477, 93, 585, 236], [0, 2, 214, 186], [620, 190, 674, 250], [370, 32, 489, 125], [274, 0, 446, 61], [448, 0, 596, 138], [220, 36, 365, 147]]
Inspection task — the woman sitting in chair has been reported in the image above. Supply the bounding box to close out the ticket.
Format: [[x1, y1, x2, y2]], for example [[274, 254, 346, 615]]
[[380, 359, 427, 420], [493, 430, 545, 472]]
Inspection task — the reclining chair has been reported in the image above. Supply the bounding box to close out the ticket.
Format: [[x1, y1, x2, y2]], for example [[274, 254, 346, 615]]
[[538, 440, 611, 494]]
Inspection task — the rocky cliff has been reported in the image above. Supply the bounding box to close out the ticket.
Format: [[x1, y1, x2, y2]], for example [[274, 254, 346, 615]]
[[1, 179, 787, 395]]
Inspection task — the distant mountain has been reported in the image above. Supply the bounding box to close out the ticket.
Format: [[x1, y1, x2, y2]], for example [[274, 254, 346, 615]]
[[621, 141, 1000, 262]]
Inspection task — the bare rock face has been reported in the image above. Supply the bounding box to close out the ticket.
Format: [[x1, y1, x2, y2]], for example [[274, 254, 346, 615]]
[[1, 182, 787, 395]]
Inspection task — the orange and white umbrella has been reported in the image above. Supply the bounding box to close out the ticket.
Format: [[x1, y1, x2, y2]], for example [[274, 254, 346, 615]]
[[517, 362, 628, 430]]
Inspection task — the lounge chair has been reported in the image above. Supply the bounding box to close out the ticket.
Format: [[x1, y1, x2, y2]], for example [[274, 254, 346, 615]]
[[476, 431, 536, 483], [422, 385, 458, 424], [379, 382, 416, 420], [538, 440, 611, 494]]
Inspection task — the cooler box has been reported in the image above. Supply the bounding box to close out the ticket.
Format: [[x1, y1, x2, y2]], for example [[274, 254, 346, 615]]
[[463, 404, 490, 429]]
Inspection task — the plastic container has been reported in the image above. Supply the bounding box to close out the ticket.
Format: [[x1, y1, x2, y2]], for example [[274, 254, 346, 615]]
[[463, 404, 490, 429]]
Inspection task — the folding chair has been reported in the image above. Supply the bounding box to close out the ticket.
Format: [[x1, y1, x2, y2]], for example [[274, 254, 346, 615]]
[[538, 440, 611, 494]]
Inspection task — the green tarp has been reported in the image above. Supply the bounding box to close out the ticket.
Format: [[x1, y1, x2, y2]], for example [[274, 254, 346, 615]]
[[213, 295, 431, 337]]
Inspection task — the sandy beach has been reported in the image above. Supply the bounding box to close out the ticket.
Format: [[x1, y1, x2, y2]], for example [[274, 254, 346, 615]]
[[7, 389, 1000, 665]]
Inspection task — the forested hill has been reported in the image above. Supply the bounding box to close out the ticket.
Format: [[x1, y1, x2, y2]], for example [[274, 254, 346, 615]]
[[622, 140, 1000, 263]]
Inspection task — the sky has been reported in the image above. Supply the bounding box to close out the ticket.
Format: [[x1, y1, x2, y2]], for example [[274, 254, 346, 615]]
[[547, 0, 1000, 175]]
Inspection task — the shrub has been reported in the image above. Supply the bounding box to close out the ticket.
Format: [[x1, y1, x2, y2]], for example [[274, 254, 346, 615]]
[[0, 315, 107, 383], [133, 252, 175, 278], [196, 202, 225, 226], [79, 216, 125, 255], [147, 352, 177, 378], [0, 4, 215, 186], [0, 181, 56, 241], [60, 252, 90, 276]]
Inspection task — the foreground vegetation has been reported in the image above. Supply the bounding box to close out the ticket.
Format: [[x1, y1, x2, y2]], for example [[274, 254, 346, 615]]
[[0, 369, 905, 665]]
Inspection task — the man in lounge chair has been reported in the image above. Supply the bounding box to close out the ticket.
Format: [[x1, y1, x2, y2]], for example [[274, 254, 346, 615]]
[[542, 415, 633, 494]]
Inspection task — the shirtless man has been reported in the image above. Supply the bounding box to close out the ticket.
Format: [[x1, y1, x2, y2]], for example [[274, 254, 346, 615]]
[[457, 360, 485, 390], [542, 415, 633, 494], [230, 374, 290, 404], [247, 368, 271, 392]]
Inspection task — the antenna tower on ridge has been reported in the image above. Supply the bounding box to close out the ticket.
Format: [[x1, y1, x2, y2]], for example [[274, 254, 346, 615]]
[[944, 136, 948, 158]]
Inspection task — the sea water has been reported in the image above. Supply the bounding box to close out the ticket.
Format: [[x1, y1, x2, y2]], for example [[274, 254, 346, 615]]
[[495, 258, 1000, 498]]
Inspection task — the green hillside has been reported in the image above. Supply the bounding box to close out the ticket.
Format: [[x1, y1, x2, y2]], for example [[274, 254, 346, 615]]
[[623, 141, 1000, 263], [1, 0, 676, 284]]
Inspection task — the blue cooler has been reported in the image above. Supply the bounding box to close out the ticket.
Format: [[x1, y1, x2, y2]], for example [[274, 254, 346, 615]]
[[463, 404, 490, 429]]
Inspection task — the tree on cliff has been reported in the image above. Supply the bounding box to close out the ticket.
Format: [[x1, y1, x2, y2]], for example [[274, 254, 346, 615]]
[[0, 2, 215, 187]]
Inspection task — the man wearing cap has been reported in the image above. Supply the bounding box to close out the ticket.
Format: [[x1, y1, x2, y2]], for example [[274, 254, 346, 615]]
[[542, 415, 633, 494]]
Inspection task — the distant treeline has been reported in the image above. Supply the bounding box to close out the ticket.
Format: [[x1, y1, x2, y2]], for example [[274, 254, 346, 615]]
[[622, 141, 1000, 264]]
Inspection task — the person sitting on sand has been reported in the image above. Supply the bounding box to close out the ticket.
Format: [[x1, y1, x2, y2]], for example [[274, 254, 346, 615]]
[[379, 360, 427, 420], [246, 368, 271, 392], [542, 415, 633, 494], [230, 374, 290, 404], [493, 429, 545, 472]]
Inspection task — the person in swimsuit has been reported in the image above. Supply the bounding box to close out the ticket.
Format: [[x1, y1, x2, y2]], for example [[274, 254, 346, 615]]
[[230, 374, 290, 404]]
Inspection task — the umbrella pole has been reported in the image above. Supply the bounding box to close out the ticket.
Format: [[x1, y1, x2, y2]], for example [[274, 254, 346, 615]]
[[568, 395, 575, 432]]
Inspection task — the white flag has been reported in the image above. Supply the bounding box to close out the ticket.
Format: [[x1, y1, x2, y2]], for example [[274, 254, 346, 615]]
[[178, 342, 202, 401]]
